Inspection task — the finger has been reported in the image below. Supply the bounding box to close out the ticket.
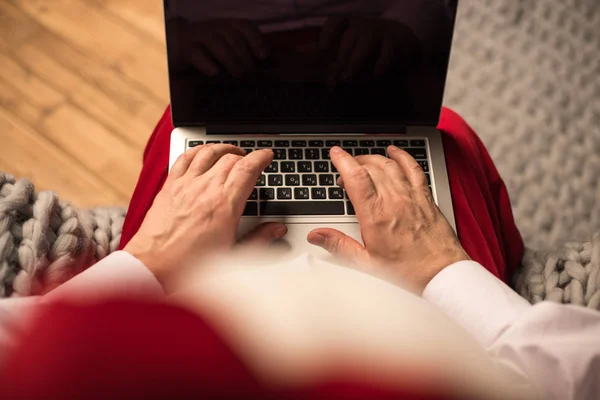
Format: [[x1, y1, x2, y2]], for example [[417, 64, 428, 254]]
[[186, 144, 245, 177], [234, 21, 269, 59], [374, 38, 395, 76], [169, 144, 211, 180], [307, 228, 368, 265], [201, 35, 245, 77], [354, 154, 408, 186], [342, 33, 375, 81], [387, 145, 428, 187], [203, 153, 244, 183], [334, 25, 360, 81], [225, 149, 274, 205], [319, 16, 347, 50], [189, 47, 220, 76], [239, 223, 288, 248], [217, 28, 255, 70], [330, 147, 377, 205]]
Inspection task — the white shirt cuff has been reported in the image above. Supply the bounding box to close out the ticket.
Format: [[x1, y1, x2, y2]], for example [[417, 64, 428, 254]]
[[422, 260, 531, 348], [43, 251, 164, 304]]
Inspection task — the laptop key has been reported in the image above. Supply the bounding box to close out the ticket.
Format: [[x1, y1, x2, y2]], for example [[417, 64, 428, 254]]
[[298, 162, 312, 173], [321, 149, 331, 160], [326, 140, 341, 147], [410, 140, 426, 147], [371, 148, 386, 156], [394, 140, 409, 147], [311, 188, 327, 199], [294, 188, 310, 200], [289, 149, 303, 159], [319, 174, 335, 186], [265, 162, 278, 173], [406, 148, 427, 159], [314, 161, 329, 172], [346, 201, 356, 215], [189, 140, 204, 147], [281, 162, 296, 173], [292, 140, 307, 147], [309, 140, 324, 147], [268, 175, 283, 186], [243, 202, 258, 216], [329, 187, 344, 199], [260, 188, 275, 200], [260, 201, 345, 216], [273, 149, 286, 160], [277, 188, 293, 200], [418, 161, 429, 172], [256, 175, 266, 187], [342, 140, 358, 147], [285, 174, 300, 186], [354, 148, 369, 156], [207, 140, 221, 144], [241, 140, 256, 147], [249, 189, 258, 201], [275, 140, 290, 147], [244, 148, 253, 155], [223, 140, 239, 146], [342, 148, 354, 156], [305, 148, 320, 160], [376, 140, 392, 147], [302, 174, 318, 186], [359, 140, 374, 147], [258, 140, 273, 147], [425, 174, 431, 185]]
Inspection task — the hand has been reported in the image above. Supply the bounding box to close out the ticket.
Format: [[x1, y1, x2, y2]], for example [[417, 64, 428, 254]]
[[124, 144, 287, 288], [319, 16, 423, 84], [308, 146, 469, 293], [171, 18, 269, 77]]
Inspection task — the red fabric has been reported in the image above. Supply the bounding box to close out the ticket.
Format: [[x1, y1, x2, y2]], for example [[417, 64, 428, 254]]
[[120, 106, 523, 281], [0, 301, 446, 400]]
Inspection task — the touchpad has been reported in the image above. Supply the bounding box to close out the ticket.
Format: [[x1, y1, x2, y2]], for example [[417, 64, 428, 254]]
[[238, 220, 362, 261]]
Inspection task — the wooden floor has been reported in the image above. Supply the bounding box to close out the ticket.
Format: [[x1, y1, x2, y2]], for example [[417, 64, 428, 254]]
[[0, 0, 170, 208]]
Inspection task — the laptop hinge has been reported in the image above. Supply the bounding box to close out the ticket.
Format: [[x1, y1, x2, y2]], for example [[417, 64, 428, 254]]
[[206, 123, 407, 134]]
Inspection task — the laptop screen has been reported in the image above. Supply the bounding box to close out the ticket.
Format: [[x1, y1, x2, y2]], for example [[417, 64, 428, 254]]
[[164, 0, 458, 130]]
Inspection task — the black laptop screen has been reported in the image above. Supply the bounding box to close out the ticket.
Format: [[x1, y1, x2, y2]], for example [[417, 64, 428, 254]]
[[164, 0, 457, 129]]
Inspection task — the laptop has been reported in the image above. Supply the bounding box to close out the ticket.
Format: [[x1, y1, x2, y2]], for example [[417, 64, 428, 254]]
[[165, 0, 458, 258]]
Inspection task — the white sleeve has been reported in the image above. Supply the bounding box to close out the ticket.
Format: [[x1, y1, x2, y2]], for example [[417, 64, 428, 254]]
[[423, 261, 600, 400], [0, 252, 163, 362]]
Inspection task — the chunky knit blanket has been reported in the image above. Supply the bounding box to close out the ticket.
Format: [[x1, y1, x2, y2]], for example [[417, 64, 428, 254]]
[[1, 173, 599, 310]]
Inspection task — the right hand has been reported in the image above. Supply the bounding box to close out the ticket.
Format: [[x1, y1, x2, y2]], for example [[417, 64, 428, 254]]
[[307, 146, 469, 293], [173, 18, 269, 77]]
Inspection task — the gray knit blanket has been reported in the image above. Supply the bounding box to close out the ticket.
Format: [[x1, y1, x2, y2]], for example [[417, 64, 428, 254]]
[[1, 173, 599, 309]]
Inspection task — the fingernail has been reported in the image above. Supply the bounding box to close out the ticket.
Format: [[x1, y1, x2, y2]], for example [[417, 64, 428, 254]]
[[388, 145, 398, 151], [330, 146, 343, 155], [275, 225, 287, 237], [263, 148, 274, 153], [308, 233, 326, 246]]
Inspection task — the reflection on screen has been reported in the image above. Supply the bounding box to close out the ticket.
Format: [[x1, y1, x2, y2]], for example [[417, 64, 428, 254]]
[[165, 0, 457, 128]]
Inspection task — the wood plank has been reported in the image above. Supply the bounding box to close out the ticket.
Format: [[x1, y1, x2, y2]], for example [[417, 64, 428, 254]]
[[14, 0, 170, 101], [39, 103, 142, 199], [0, 76, 44, 124], [0, 1, 43, 51], [88, 0, 166, 44], [13, 0, 140, 62], [111, 38, 170, 101], [0, 108, 126, 208], [25, 32, 167, 124], [13, 42, 160, 148], [0, 51, 65, 112]]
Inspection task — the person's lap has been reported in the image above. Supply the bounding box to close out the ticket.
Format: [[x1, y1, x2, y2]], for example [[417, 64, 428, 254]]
[[119, 106, 523, 282]]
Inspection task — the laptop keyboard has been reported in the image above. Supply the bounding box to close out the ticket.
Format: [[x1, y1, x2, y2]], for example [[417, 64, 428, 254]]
[[187, 138, 431, 217]]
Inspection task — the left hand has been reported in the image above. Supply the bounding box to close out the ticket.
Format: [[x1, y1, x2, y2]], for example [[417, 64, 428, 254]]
[[319, 16, 424, 84], [124, 144, 287, 288]]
